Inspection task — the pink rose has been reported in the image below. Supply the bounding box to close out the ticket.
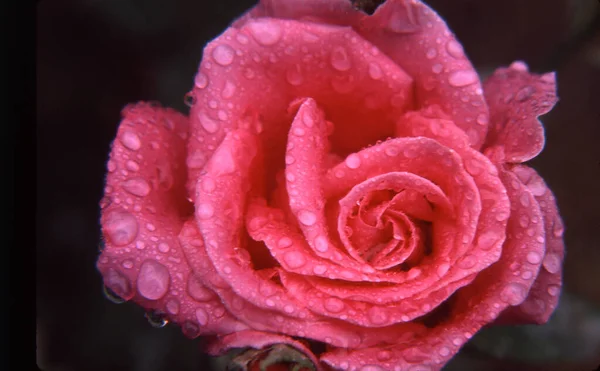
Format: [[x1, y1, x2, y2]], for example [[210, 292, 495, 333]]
[[97, 0, 565, 369]]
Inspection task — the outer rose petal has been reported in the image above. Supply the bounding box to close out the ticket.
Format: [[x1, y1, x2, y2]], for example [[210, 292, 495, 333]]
[[97, 103, 244, 337], [206, 330, 323, 371], [497, 165, 565, 324], [483, 61, 558, 163], [238, 0, 490, 148]]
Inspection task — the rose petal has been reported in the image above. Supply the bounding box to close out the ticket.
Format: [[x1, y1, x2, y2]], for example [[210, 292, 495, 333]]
[[497, 165, 565, 324], [206, 330, 323, 371], [187, 17, 414, 201], [97, 103, 243, 337], [320, 163, 548, 371], [482, 61, 558, 163], [243, 0, 490, 149]]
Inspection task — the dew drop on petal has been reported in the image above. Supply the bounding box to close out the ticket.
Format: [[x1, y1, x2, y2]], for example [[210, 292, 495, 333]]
[[199, 112, 219, 134], [194, 72, 208, 89], [345, 153, 361, 169], [367, 306, 388, 325], [187, 275, 215, 302], [330, 46, 352, 71], [313, 265, 327, 275], [104, 210, 139, 246], [368, 62, 383, 79], [324, 297, 345, 313], [122, 178, 151, 197], [158, 242, 170, 253], [448, 70, 478, 87], [446, 40, 464, 58], [247, 20, 282, 46], [166, 299, 180, 315], [195, 308, 209, 326], [137, 260, 171, 300], [499, 282, 527, 305], [425, 48, 437, 59], [197, 203, 215, 219], [120, 131, 141, 151], [298, 210, 317, 226], [542, 253, 561, 274], [278, 237, 293, 249], [547, 284, 560, 296], [315, 235, 329, 252], [212, 44, 235, 66], [284, 251, 306, 268], [526, 251, 542, 265]]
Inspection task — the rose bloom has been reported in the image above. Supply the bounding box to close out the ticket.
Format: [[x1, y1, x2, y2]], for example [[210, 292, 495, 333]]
[[96, 0, 565, 370]]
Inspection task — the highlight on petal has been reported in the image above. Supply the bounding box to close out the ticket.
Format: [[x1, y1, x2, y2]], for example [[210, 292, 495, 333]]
[[483, 61, 558, 163], [186, 16, 414, 202]]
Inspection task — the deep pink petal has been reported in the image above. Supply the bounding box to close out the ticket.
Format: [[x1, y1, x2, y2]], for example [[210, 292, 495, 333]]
[[97, 103, 242, 337], [497, 165, 565, 324], [243, 0, 490, 149], [186, 17, 414, 201], [482, 61, 558, 163]]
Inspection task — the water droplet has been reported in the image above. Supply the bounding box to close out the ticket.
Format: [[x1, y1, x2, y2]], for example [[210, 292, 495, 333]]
[[265, 298, 276, 307], [385, 146, 399, 157], [476, 114, 488, 126], [446, 40, 464, 58], [195, 308, 209, 326], [195, 72, 208, 89], [403, 146, 417, 158], [330, 46, 352, 71], [499, 282, 527, 305], [368, 62, 383, 79], [221, 80, 237, 99], [278, 237, 293, 249], [292, 127, 305, 136], [425, 48, 437, 59], [526, 177, 547, 196], [146, 223, 156, 232], [137, 260, 171, 300], [197, 203, 214, 219], [448, 70, 478, 87], [247, 19, 282, 46], [542, 253, 561, 274], [437, 263, 450, 277], [526, 251, 542, 264], [102, 283, 127, 304], [495, 211, 509, 221], [313, 265, 327, 275], [457, 255, 476, 269], [199, 178, 216, 194], [407, 267, 421, 279], [367, 306, 388, 325], [187, 275, 215, 302], [432, 63, 443, 74], [303, 114, 314, 128], [515, 86, 535, 102], [158, 242, 170, 253], [104, 210, 139, 246], [547, 284, 560, 296], [439, 346, 451, 357], [184, 92, 196, 107], [314, 235, 329, 252], [120, 131, 141, 151], [286, 65, 304, 86], [166, 299, 180, 315], [198, 112, 219, 134], [107, 160, 116, 172], [325, 297, 345, 313], [122, 259, 134, 269], [212, 44, 235, 66], [345, 153, 361, 169], [122, 178, 151, 197], [125, 160, 139, 172], [284, 251, 306, 268], [103, 268, 133, 301], [298, 210, 317, 226], [145, 309, 169, 328], [510, 61, 528, 72], [477, 231, 498, 250]]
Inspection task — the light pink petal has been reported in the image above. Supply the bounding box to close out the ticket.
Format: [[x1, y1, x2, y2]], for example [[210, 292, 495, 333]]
[[206, 330, 323, 371], [186, 17, 414, 201], [97, 103, 241, 338], [242, 0, 490, 149], [497, 165, 565, 324], [482, 61, 558, 163]]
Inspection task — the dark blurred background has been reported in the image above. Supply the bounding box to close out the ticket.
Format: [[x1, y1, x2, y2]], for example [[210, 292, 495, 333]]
[[36, 0, 600, 370]]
